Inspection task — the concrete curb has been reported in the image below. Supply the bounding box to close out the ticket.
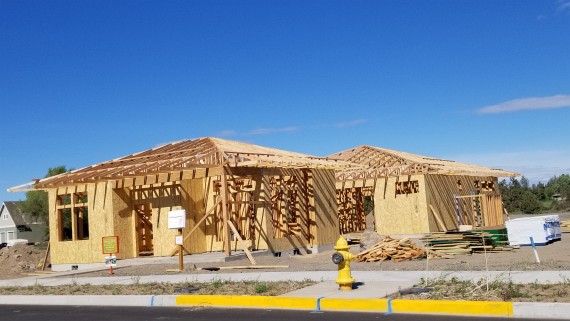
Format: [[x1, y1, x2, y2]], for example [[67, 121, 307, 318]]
[[512, 302, 570, 319], [2, 295, 570, 319], [0, 295, 177, 307], [175, 295, 513, 317]]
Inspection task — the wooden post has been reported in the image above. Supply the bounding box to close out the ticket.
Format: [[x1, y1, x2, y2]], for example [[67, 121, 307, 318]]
[[221, 167, 231, 256], [178, 228, 183, 271], [41, 242, 50, 271]]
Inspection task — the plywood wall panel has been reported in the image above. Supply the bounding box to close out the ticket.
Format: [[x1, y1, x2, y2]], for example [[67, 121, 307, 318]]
[[181, 178, 207, 253], [112, 186, 135, 259], [312, 169, 339, 245], [50, 182, 119, 264], [373, 175, 429, 235]]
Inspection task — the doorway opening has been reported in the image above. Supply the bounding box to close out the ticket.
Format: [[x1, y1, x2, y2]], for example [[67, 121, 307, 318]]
[[134, 203, 153, 256]]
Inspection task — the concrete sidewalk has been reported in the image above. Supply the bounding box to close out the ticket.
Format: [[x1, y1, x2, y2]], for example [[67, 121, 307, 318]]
[[2, 269, 570, 288], [2, 270, 570, 319]]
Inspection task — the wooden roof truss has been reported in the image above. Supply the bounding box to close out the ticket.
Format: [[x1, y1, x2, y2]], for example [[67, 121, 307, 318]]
[[329, 145, 517, 181], [10, 137, 359, 191]]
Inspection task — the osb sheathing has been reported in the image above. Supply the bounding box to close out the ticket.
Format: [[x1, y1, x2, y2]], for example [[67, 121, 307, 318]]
[[312, 169, 340, 246], [130, 183, 183, 257], [112, 187, 133, 259], [373, 175, 430, 235], [180, 178, 207, 254], [49, 182, 115, 264], [48, 168, 339, 264], [424, 175, 503, 231]]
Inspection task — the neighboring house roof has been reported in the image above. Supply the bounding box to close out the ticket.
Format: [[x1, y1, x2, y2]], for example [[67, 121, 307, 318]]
[[2, 201, 43, 225], [328, 145, 518, 181], [9, 137, 360, 191]]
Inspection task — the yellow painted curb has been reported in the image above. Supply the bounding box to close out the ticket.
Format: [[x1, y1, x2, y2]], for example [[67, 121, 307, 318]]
[[176, 295, 315, 310], [391, 299, 514, 317], [320, 298, 388, 312]]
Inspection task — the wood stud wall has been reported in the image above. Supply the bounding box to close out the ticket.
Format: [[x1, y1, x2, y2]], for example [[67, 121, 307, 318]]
[[336, 188, 366, 234], [425, 175, 504, 232]]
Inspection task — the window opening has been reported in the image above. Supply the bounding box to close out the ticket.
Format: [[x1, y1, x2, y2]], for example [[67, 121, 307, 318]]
[[56, 192, 89, 242], [395, 180, 419, 195]]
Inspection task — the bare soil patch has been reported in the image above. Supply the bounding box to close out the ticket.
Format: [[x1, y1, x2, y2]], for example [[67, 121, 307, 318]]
[[0, 244, 46, 279]]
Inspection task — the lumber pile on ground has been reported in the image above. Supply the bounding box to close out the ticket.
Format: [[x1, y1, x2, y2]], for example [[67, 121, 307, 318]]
[[422, 231, 514, 255], [561, 220, 570, 233], [355, 237, 426, 262]]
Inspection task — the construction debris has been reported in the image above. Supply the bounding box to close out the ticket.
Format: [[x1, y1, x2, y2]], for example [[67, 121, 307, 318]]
[[355, 237, 427, 262]]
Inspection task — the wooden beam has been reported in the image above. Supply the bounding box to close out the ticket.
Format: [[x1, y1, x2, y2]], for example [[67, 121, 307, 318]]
[[454, 194, 484, 199], [227, 220, 257, 265], [221, 166, 231, 256], [429, 204, 448, 232]]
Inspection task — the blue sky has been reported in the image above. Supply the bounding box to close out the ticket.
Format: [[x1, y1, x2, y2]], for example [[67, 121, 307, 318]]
[[1, 0, 570, 202]]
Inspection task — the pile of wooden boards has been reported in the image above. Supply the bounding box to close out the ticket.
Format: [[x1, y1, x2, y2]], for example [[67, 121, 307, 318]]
[[561, 220, 570, 233], [422, 231, 513, 255], [355, 237, 426, 262]]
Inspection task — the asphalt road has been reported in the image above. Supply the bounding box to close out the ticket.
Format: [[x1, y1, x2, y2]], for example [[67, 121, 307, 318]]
[[0, 305, 542, 321]]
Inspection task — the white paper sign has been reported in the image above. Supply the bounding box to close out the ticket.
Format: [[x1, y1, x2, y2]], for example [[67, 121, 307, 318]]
[[105, 255, 117, 267], [168, 209, 186, 229], [175, 235, 183, 245]]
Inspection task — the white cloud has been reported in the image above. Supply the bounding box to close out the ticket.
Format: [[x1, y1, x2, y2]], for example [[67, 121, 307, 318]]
[[558, 0, 570, 12], [335, 119, 368, 128], [220, 118, 369, 138], [447, 149, 570, 184], [218, 130, 237, 137], [246, 126, 298, 135], [476, 95, 570, 114]]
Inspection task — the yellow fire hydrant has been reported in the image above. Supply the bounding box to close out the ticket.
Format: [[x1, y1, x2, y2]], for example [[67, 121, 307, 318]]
[[331, 236, 355, 291]]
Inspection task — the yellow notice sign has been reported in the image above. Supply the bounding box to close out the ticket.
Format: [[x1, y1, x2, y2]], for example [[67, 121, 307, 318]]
[[102, 236, 119, 254]]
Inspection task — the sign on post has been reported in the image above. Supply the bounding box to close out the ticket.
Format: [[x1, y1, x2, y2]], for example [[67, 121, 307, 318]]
[[168, 210, 186, 229], [102, 236, 119, 276], [102, 236, 119, 254], [168, 209, 187, 272]]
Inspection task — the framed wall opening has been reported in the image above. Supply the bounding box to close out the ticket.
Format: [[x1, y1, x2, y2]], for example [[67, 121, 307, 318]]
[[58, 208, 72, 241], [134, 203, 153, 256], [270, 175, 304, 239]]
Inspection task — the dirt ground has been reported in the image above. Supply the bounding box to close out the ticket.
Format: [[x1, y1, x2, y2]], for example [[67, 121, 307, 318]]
[[68, 213, 570, 278], [2, 213, 570, 280], [0, 244, 47, 279], [69, 237, 570, 278]]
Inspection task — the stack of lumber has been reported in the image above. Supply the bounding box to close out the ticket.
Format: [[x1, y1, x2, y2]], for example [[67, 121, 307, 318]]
[[422, 231, 513, 255], [355, 237, 426, 262], [561, 220, 570, 233]]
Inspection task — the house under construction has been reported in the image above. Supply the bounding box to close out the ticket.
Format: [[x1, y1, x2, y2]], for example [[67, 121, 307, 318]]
[[329, 145, 517, 236], [10, 137, 358, 268]]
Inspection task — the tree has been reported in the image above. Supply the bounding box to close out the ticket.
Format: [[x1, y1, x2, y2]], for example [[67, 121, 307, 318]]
[[533, 182, 546, 201], [520, 176, 530, 190], [20, 166, 69, 224], [520, 190, 542, 214]]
